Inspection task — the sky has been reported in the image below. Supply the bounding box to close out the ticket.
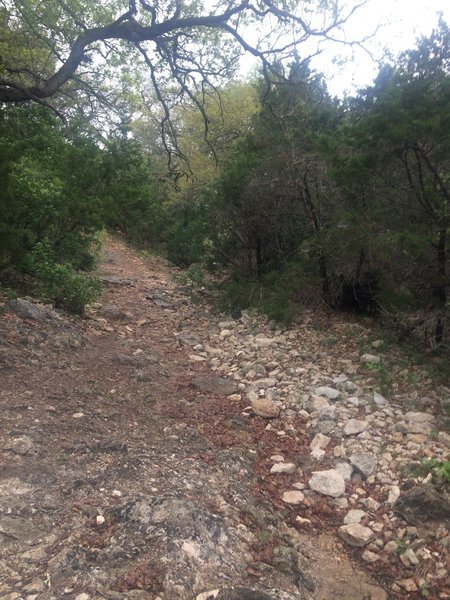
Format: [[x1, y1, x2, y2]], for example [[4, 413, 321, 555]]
[[239, 0, 450, 98], [308, 0, 450, 96]]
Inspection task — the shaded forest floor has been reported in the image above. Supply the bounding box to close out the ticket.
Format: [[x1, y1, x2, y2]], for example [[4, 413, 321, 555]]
[[0, 236, 449, 600]]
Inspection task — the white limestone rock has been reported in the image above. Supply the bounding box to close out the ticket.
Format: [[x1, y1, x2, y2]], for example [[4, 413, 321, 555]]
[[254, 334, 274, 348], [251, 398, 280, 418], [319, 405, 337, 421], [334, 462, 354, 482], [270, 463, 296, 475], [309, 469, 346, 498], [387, 485, 401, 505], [309, 433, 331, 452], [362, 550, 379, 563], [373, 392, 388, 406], [218, 320, 236, 329], [314, 386, 340, 400], [360, 354, 381, 365], [343, 419, 369, 436], [282, 490, 305, 505], [338, 523, 374, 547], [308, 395, 330, 412], [344, 509, 366, 524], [350, 453, 377, 478], [438, 431, 450, 447]]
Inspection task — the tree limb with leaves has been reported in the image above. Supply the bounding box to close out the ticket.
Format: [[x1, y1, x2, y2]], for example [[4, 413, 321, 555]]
[[1, 0, 369, 106]]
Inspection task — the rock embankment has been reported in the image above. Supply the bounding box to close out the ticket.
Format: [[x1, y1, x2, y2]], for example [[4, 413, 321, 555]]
[[177, 307, 450, 597]]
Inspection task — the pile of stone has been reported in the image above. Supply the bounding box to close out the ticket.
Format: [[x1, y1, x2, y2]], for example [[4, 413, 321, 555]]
[[180, 310, 450, 596]]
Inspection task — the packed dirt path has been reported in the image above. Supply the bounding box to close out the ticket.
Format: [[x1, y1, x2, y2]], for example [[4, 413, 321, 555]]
[[0, 237, 448, 600]]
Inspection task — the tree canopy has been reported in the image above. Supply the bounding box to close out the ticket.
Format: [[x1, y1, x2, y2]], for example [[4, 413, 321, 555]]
[[0, 1, 366, 119]]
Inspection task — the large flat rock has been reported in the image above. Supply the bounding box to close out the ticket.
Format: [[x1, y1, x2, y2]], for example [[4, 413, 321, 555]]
[[192, 375, 238, 396]]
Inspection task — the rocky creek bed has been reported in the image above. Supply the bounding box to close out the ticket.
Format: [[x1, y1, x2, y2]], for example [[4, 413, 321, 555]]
[[0, 237, 449, 600]]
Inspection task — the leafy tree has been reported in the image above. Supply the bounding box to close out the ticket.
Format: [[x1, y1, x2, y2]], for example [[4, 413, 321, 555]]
[[0, 103, 106, 310], [155, 82, 259, 266], [253, 61, 340, 299], [211, 60, 339, 293], [0, 104, 103, 272], [334, 18, 450, 344], [100, 136, 166, 247], [0, 0, 368, 144], [204, 22, 450, 342], [176, 82, 258, 177], [0, 103, 166, 312]]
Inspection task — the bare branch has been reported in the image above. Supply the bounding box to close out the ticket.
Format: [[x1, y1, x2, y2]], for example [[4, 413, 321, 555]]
[[169, 0, 182, 22], [136, 43, 186, 171], [138, 0, 157, 25], [157, 39, 219, 166]]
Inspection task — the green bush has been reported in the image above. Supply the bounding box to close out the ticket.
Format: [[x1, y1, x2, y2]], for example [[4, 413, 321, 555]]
[[32, 240, 102, 315], [0, 105, 104, 281], [427, 459, 450, 486], [218, 262, 307, 325], [166, 220, 206, 266], [164, 200, 212, 267], [36, 261, 102, 315], [218, 277, 260, 317], [438, 461, 450, 485], [100, 138, 165, 248]]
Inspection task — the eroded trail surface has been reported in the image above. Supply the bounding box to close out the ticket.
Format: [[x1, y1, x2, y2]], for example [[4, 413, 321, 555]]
[[1, 238, 449, 600]]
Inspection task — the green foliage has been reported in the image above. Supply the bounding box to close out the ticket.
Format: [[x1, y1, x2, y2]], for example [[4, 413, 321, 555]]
[[136, 84, 260, 270], [0, 104, 103, 276], [377, 362, 392, 398], [218, 277, 261, 318], [438, 461, 450, 484], [35, 262, 101, 315], [202, 61, 340, 324], [423, 459, 450, 485], [260, 263, 314, 325], [221, 71, 327, 265], [1, 12, 449, 350], [201, 23, 450, 347], [394, 538, 409, 556], [327, 20, 450, 344], [261, 288, 298, 327], [100, 138, 165, 248], [164, 201, 211, 267], [0, 105, 165, 314], [219, 262, 312, 325], [32, 239, 102, 315], [184, 264, 207, 287], [402, 458, 450, 486]]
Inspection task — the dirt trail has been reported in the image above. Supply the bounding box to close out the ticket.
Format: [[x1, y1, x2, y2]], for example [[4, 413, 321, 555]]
[[0, 237, 406, 599]]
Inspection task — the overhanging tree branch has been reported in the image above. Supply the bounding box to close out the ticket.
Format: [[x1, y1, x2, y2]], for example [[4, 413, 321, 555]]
[[0, 0, 369, 104]]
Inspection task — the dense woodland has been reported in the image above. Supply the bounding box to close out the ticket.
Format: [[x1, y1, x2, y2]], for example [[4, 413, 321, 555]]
[[0, 1, 449, 349]]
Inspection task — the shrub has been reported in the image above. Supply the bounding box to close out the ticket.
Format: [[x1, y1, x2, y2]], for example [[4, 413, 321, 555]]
[[32, 240, 102, 315], [218, 262, 308, 325]]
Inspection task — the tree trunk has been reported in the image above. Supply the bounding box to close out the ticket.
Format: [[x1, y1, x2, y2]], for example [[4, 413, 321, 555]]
[[256, 235, 262, 280], [433, 228, 447, 345], [299, 171, 332, 305]]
